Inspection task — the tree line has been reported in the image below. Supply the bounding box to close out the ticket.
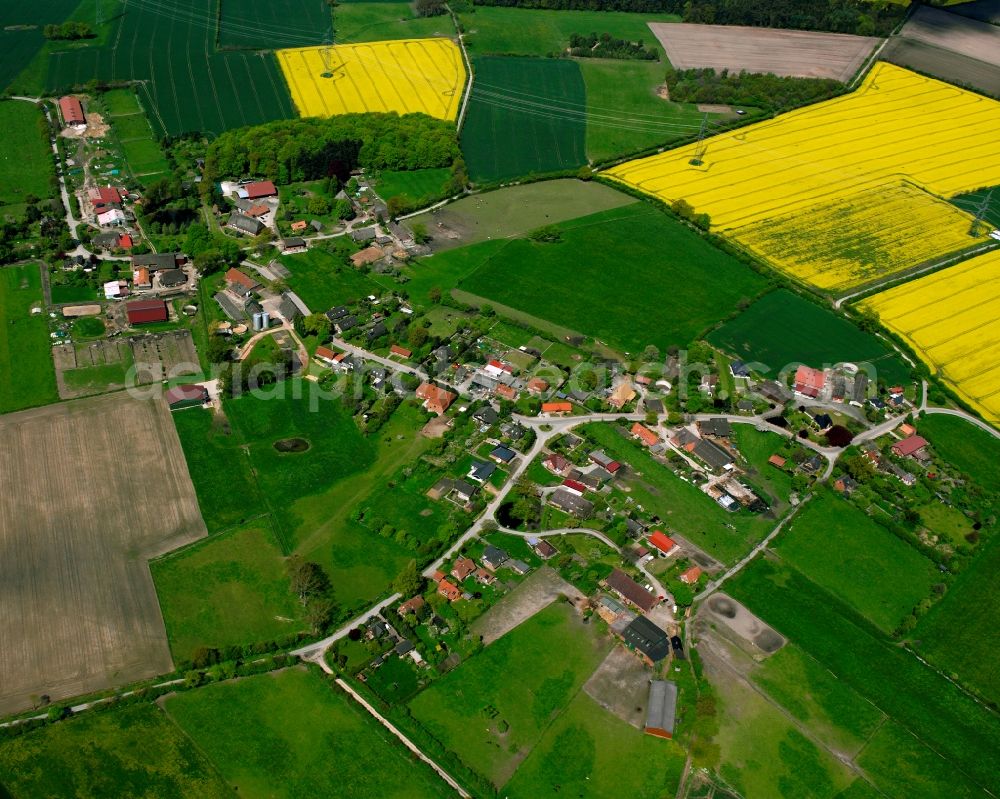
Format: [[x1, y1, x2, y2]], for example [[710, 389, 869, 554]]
[[43, 21, 94, 40], [568, 32, 659, 60], [205, 113, 462, 187], [665, 67, 844, 113]]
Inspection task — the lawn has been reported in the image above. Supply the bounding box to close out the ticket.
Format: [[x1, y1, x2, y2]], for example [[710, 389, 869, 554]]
[[918, 413, 1000, 490], [912, 535, 1000, 706], [732, 425, 795, 506], [409, 601, 611, 786], [0, 101, 53, 207], [774, 492, 937, 633], [708, 289, 911, 385], [726, 557, 1000, 796], [462, 56, 587, 182], [749, 643, 886, 757], [0, 703, 231, 799], [163, 667, 453, 798], [333, 0, 454, 42], [583, 422, 777, 563], [455, 203, 767, 353], [460, 6, 680, 57], [50, 283, 100, 303], [376, 167, 452, 206], [580, 60, 709, 164], [152, 522, 305, 662], [279, 246, 383, 313], [502, 692, 688, 799], [0, 263, 58, 413]]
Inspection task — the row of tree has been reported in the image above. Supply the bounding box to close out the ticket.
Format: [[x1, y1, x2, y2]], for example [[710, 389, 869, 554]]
[[665, 67, 843, 113], [205, 113, 462, 187], [43, 22, 94, 40], [567, 32, 659, 60]]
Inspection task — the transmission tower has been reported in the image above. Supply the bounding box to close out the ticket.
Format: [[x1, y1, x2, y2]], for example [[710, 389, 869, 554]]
[[320, 26, 334, 77], [969, 187, 995, 237], [688, 113, 710, 167]]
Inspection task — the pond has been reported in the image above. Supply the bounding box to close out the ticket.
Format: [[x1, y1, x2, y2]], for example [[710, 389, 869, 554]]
[[273, 437, 310, 453]]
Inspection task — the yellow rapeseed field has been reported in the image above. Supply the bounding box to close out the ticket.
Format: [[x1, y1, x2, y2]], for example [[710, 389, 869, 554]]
[[861, 249, 1000, 424], [277, 39, 465, 121], [605, 62, 1000, 291]]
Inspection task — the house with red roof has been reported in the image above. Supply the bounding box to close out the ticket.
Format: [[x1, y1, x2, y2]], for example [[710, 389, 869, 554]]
[[562, 478, 588, 495], [892, 435, 928, 459], [631, 422, 659, 447], [648, 530, 678, 556], [451, 557, 476, 582], [527, 377, 549, 395], [495, 384, 518, 401], [679, 565, 702, 585], [794, 365, 826, 399], [59, 96, 85, 127], [437, 579, 462, 602], [314, 346, 338, 366], [239, 180, 277, 200], [541, 402, 573, 415], [543, 453, 571, 475], [390, 344, 412, 359], [416, 382, 457, 415]]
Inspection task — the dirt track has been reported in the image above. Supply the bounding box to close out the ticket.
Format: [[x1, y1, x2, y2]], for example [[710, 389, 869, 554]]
[[647, 23, 879, 81], [0, 393, 206, 715]]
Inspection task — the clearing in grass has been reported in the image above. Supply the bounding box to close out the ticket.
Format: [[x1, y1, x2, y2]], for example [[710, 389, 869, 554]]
[[375, 167, 452, 207], [0, 263, 58, 413], [152, 522, 306, 663], [164, 667, 453, 799], [774, 492, 937, 633], [409, 601, 611, 786], [333, 0, 455, 43], [277, 39, 465, 121], [280, 246, 383, 312], [502, 692, 688, 799], [917, 414, 1000, 490], [462, 56, 587, 182], [726, 556, 1000, 796], [0, 703, 231, 799], [708, 289, 911, 385], [455, 203, 767, 354]]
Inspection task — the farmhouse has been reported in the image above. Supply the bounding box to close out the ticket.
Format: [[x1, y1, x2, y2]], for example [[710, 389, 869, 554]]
[[225, 268, 260, 296], [699, 418, 732, 438], [541, 401, 573, 415], [648, 530, 678, 556], [548, 488, 594, 517], [892, 434, 928, 458], [133, 253, 181, 272], [132, 267, 152, 289], [350, 227, 377, 243], [532, 539, 558, 559], [623, 616, 671, 665], [645, 680, 678, 739], [280, 236, 307, 254], [604, 568, 658, 613], [126, 299, 168, 325], [482, 545, 508, 571], [693, 439, 733, 472], [164, 384, 208, 410], [227, 212, 264, 236], [159, 269, 187, 289], [794, 365, 826, 398], [437, 579, 462, 602], [451, 557, 476, 581], [238, 180, 277, 200], [59, 95, 85, 127], [416, 382, 457, 415]]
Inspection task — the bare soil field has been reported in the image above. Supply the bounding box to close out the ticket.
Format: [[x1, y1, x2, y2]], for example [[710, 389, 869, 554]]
[[0, 393, 206, 716], [949, 0, 1000, 24], [470, 566, 584, 645], [899, 6, 1000, 67], [583, 645, 650, 729], [129, 331, 199, 382], [701, 593, 785, 655], [647, 23, 879, 81], [883, 36, 1000, 98]]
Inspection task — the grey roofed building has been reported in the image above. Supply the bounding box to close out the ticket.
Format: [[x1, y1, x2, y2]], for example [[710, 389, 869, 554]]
[[576, 470, 607, 491], [335, 315, 358, 333], [452, 480, 477, 501], [501, 422, 525, 440], [758, 380, 791, 404], [92, 231, 121, 249], [367, 321, 388, 341], [623, 616, 671, 663], [644, 397, 664, 413], [481, 545, 508, 570], [389, 221, 413, 242], [693, 439, 733, 471], [508, 559, 531, 575], [278, 295, 301, 322], [699, 418, 732, 438], [472, 406, 499, 426], [645, 680, 678, 738], [469, 460, 496, 482], [730, 360, 750, 378], [548, 488, 594, 517], [326, 305, 349, 321], [214, 291, 246, 321], [282, 236, 307, 250], [737, 399, 754, 411], [310, 219, 323, 232], [625, 518, 646, 538], [350, 226, 377, 243], [852, 372, 869, 404], [394, 639, 414, 656], [284, 291, 310, 316], [832, 375, 847, 399], [604, 568, 657, 612], [490, 445, 516, 463], [471, 373, 497, 391], [610, 611, 637, 636], [227, 212, 264, 236], [673, 428, 699, 447], [132, 252, 179, 271], [158, 268, 187, 287]]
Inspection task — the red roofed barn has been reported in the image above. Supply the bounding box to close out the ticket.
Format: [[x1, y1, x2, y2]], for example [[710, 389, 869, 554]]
[[648, 530, 677, 556], [892, 435, 928, 458], [241, 180, 277, 199], [126, 299, 168, 325], [59, 96, 85, 127], [794, 365, 826, 398]]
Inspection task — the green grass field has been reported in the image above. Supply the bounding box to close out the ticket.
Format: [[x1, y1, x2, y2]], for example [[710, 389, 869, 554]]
[[376, 167, 451, 206], [164, 667, 453, 798], [171, 406, 266, 532], [102, 89, 170, 182], [582, 422, 775, 563], [579, 60, 708, 164], [0, 264, 58, 413], [918, 414, 1000, 490], [0, 101, 54, 208], [460, 6, 680, 57], [727, 557, 1000, 796], [502, 692, 688, 799], [455, 203, 767, 354], [45, 0, 295, 137], [912, 535, 1000, 705], [0, 703, 231, 798], [410, 601, 611, 786], [279, 247, 383, 313], [220, 0, 329, 49], [462, 56, 587, 182], [732, 425, 795, 506], [334, 0, 455, 42], [775, 492, 937, 633], [709, 289, 911, 385], [152, 522, 305, 661]]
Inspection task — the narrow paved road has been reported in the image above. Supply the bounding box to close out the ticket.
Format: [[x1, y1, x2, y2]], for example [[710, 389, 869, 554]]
[[292, 593, 402, 661], [332, 337, 430, 381]]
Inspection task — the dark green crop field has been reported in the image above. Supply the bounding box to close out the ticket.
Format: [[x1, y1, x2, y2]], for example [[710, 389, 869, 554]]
[[0, 0, 78, 92], [462, 56, 587, 182], [708, 289, 911, 384], [219, 0, 329, 50]]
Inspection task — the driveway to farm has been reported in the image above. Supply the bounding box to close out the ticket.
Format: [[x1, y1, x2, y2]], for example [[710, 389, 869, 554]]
[[332, 337, 430, 381]]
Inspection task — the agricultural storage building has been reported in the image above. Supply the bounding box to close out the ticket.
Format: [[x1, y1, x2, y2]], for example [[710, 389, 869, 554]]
[[159, 269, 187, 288], [227, 212, 264, 236], [892, 435, 928, 458], [604, 568, 658, 613], [238, 180, 277, 199], [648, 531, 677, 556], [59, 96, 85, 127], [126, 299, 168, 325], [164, 384, 208, 409], [645, 680, 678, 739], [794, 365, 826, 398], [133, 253, 181, 271], [623, 616, 671, 665]]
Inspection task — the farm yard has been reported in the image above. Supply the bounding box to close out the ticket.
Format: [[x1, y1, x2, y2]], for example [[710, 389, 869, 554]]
[[860, 249, 1000, 425], [647, 23, 878, 81], [277, 39, 465, 121], [708, 289, 911, 385], [605, 63, 1000, 292], [462, 56, 587, 182], [163, 667, 454, 799], [452, 203, 768, 354], [0, 393, 206, 716], [0, 263, 58, 414]]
